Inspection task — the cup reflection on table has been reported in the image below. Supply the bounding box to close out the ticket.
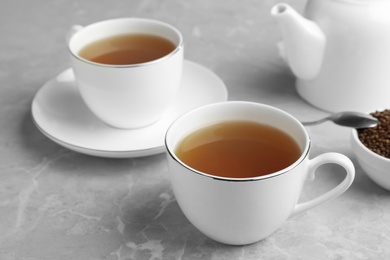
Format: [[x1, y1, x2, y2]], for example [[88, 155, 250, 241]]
[[165, 101, 355, 245]]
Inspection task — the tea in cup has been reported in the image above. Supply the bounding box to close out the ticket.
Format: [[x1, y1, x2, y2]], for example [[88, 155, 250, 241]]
[[165, 101, 355, 245], [67, 18, 184, 129]]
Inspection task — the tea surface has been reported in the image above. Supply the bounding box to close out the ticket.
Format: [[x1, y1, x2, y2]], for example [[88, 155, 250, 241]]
[[78, 33, 176, 65], [176, 121, 301, 178]]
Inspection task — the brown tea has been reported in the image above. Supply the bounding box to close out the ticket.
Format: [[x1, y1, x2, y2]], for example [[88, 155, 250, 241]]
[[176, 120, 301, 178], [78, 33, 176, 65]]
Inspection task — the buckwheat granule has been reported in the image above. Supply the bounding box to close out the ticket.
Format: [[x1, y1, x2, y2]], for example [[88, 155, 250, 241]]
[[358, 109, 390, 159]]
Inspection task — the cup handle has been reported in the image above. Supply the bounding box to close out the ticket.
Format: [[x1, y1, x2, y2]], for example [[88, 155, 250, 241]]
[[290, 152, 355, 217], [66, 25, 84, 43]]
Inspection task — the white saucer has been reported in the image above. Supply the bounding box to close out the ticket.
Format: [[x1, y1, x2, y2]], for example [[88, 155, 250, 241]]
[[31, 60, 228, 158]]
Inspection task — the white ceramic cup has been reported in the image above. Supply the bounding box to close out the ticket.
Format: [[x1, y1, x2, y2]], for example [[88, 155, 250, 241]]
[[67, 18, 184, 129], [165, 101, 355, 245]]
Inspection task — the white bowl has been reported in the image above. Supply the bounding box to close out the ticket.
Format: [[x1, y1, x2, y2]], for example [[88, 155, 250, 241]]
[[351, 129, 390, 190]]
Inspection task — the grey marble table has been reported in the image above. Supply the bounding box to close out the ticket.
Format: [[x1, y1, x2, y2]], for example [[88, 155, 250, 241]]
[[1, 0, 389, 259]]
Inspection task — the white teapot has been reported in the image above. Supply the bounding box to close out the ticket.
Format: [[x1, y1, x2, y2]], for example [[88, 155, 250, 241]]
[[271, 0, 390, 112]]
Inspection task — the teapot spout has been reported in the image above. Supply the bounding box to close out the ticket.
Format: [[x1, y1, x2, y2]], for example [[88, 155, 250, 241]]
[[271, 3, 326, 80]]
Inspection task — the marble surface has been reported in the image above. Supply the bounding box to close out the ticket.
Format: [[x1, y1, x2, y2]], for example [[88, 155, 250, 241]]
[[1, 0, 390, 259]]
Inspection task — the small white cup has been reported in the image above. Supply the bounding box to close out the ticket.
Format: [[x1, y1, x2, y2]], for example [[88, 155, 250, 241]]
[[165, 101, 355, 245], [67, 18, 184, 129]]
